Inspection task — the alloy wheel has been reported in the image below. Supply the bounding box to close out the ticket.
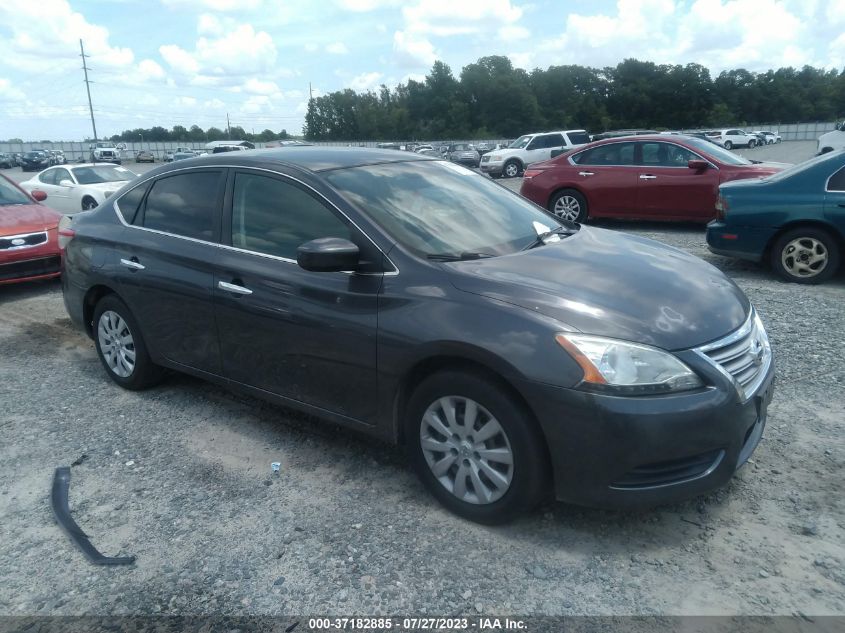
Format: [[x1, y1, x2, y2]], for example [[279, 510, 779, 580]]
[[781, 237, 828, 278], [504, 162, 519, 178], [419, 396, 514, 505], [553, 195, 581, 221], [97, 310, 136, 378]]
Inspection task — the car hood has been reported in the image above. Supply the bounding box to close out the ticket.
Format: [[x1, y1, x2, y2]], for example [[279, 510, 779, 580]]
[[0, 203, 62, 233], [446, 226, 749, 351]]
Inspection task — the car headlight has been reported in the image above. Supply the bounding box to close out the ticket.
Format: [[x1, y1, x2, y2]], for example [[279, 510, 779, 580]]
[[555, 333, 704, 395]]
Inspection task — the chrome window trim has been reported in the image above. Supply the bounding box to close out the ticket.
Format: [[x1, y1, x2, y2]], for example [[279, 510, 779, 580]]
[[568, 140, 718, 170], [113, 163, 399, 275], [0, 230, 48, 251], [692, 308, 772, 402]]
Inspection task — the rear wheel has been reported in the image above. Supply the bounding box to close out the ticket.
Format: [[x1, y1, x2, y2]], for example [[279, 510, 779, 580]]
[[93, 295, 164, 389], [770, 227, 839, 284], [548, 189, 588, 223], [82, 196, 98, 210], [503, 160, 521, 178], [748, 139, 756, 148], [724, 140, 733, 150], [406, 370, 549, 524]]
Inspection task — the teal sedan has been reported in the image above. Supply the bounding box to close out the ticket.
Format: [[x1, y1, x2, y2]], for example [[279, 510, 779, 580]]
[[707, 150, 845, 283]]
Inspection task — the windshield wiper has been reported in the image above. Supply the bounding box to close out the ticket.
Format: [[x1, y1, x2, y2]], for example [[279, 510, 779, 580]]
[[521, 226, 579, 251], [427, 252, 497, 262]]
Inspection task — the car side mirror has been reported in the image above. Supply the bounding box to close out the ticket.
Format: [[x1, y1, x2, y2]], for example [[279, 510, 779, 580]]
[[59, 179, 74, 188], [31, 190, 47, 201], [297, 237, 360, 272], [688, 159, 709, 171]]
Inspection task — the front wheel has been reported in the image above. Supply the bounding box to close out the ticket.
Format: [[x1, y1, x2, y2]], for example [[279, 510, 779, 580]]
[[406, 371, 550, 524], [749, 139, 756, 148], [549, 189, 588, 223], [503, 160, 521, 178], [770, 227, 839, 284], [93, 295, 165, 389]]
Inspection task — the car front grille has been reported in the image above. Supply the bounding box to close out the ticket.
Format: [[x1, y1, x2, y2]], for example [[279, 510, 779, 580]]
[[0, 231, 48, 251], [0, 255, 61, 281], [695, 309, 772, 401], [610, 449, 724, 489]]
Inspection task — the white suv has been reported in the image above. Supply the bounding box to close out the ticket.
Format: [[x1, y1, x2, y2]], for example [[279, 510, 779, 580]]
[[818, 122, 845, 154], [481, 130, 590, 178], [707, 129, 758, 150], [89, 141, 122, 164]]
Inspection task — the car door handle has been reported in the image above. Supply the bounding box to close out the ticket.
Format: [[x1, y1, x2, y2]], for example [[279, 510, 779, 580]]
[[218, 280, 252, 295], [120, 258, 145, 271], [639, 174, 657, 180], [578, 171, 594, 176]]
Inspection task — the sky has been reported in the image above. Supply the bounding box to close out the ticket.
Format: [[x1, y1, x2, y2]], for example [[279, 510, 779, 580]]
[[0, 0, 843, 141]]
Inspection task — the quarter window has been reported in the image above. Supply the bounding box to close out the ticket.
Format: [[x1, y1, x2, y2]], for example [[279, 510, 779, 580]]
[[828, 167, 845, 192], [38, 170, 56, 185], [117, 182, 149, 225], [572, 142, 636, 166], [142, 171, 222, 241], [231, 172, 351, 260]]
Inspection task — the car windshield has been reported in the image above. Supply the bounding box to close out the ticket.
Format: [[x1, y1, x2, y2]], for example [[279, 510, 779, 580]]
[[508, 135, 531, 149], [0, 177, 32, 205], [326, 160, 568, 258], [73, 165, 134, 185], [685, 137, 751, 166], [760, 151, 843, 183]]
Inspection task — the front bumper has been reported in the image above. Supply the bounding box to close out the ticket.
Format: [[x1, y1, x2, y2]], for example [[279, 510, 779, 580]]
[[480, 162, 503, 175], [516, 358, 775, 509], [452, 157, 480, 167], [706, 221, 776, 262]]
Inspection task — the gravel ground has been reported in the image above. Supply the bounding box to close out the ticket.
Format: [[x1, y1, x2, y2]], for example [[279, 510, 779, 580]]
[[0, 140, 843, 618]]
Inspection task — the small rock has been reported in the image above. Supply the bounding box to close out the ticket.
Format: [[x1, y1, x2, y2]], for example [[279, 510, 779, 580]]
[[801, 522, 818, 536], [352, 523, 362, 529], [474, 603, 483, 613], [294, 526, 304, 532], [124, 460, 134, 466], [759, 570, 770, 578], [461, 590, 472, 600], [273, 576, 285, 586]]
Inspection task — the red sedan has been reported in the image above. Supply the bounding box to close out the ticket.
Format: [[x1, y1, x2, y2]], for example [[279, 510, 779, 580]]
[[520, 134, 788, 223], [0, 174, 63, 285]]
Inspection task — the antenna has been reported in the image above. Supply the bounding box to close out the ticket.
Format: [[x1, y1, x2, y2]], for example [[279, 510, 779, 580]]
[[79, 39, 97, 143]]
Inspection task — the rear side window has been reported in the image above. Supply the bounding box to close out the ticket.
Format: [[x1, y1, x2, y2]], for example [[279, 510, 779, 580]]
[[828, 167, 845, 192], [544, 134, 565, 148], [38, 170, 56, 185], [142, 171, 222, 241], [231, 172, 351, 260], [572, 142, 636, 166], [117, 182, 149, 225], [566, 131, 591, 145]]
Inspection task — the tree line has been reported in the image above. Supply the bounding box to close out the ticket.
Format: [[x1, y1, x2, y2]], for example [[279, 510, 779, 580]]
[[105, 125, 292, 143], [304, 56, 845, 141]]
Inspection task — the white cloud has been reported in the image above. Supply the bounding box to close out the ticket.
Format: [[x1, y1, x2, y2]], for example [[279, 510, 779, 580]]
[[159, 24, 278, 78], [197, 13, 225, 36], [138, 59, 166, 80], [402, 0, 523, 36], [336, 0, 400, 10], [304, 42, 319, 52], [162, 0, 263, 11], [0, 78, 26, 102], [393, 30, 437, 68], [326, 42, 350, 54], [242, 78, 282, 95], [348, 71, 384, 91], [498, 25, 530, 41]]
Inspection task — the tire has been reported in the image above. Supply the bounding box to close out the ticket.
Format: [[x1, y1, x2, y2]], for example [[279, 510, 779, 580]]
[[503, 160, 522, 178], [81, 197, 98, 211], [93, 295, 164, 389], [724, 141, 733, 150], [548, 189, 588, 223], [406, 370, 550, 524], [748, 139, 756, 148], [770, 227, 840, 284]]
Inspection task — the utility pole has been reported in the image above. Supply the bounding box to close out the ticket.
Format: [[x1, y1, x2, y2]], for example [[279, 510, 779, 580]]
[[226, 113, 231, 139], [309, 82, 313, 102], [80, 39, 97, 144]]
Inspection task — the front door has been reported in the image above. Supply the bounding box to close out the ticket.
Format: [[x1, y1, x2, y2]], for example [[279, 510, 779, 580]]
[[113, 168, 225, 374], [214, 169, 381, 424], [635, 141, 720, 221]]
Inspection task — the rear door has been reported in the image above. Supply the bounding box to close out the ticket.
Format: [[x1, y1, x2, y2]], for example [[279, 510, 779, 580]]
[[824, 166, 845, 236], [114, 168, 225, 374], [635, 141, 720, 221], [523, 135, 555, 165], [213, 169, 381, 424], [568, 141, 638, 217]]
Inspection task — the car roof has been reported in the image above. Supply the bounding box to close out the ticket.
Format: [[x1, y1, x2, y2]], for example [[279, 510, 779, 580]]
[[159, 146, 435, 173]]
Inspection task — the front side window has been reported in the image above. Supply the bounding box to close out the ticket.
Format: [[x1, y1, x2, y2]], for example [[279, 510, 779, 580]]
[[143, 170, 222, 241], [640, 142, 697, 167], [231, 172, 351, 260], [827, 166, 845, 192], [572, 142, 636, 166], [326, 160, 564, 258]]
